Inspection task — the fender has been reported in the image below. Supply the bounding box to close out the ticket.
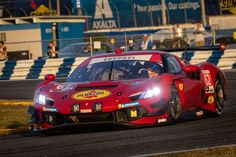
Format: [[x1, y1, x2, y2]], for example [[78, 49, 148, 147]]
[[159, 73, 187, 112], [158, 73, 175, 100], [197, 62, 226, 112]]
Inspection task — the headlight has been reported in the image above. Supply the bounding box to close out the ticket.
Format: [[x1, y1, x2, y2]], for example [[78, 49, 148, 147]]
[[35, 94, 46, 105], [140, 87, 161, 99]]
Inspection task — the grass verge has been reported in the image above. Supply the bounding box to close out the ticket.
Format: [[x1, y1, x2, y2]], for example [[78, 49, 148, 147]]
[[0, 105, 30, 135], [152, 145, 236, 157]]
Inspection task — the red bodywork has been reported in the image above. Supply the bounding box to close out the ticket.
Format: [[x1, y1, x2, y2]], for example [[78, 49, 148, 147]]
[[28, 51, 227, 130]]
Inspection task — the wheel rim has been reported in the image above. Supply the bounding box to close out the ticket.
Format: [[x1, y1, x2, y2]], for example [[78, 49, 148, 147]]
[[215, 83, 224, 114], [170, 88, 182, 120]]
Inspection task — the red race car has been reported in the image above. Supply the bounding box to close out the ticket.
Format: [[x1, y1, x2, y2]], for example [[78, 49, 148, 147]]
[[28, 50, 227, 131]]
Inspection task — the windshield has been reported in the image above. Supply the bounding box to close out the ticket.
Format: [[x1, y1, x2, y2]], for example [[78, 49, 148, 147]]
[[67, 60, 164, 82], [60, 44, 86, 53], [59, 44, 88, 57]]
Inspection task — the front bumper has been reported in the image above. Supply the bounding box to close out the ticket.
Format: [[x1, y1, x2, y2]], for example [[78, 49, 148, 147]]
[[28, 97, 170, 131], [28, 106, 153, 131]]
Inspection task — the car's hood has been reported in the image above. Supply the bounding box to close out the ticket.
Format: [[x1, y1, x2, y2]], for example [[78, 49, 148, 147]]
[[44, 79, 159, 114]]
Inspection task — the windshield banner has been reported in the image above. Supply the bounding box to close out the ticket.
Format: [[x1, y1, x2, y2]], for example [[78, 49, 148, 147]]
[[90, 55, 152, 64]]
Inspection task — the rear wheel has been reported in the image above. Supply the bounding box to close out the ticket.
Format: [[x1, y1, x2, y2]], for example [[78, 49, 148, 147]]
[[168, 85, 182, 122], [214, 79, 224, 116]]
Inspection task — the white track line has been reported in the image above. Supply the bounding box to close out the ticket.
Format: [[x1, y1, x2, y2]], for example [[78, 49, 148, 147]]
[[133, 144, 236, 157]]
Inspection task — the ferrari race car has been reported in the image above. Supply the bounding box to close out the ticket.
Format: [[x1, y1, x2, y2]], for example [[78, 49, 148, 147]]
[[28, 50, 227, 131]]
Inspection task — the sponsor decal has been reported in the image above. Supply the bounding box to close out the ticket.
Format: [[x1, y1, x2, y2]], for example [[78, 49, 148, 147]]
[[71, 104, 80, 113], [72, 90, 111, 100], [56, 85, 64, 90], [196, 110, 204, 116], [90, 55, 152, 64], [205, 86, 214, 94], [80, 109, 92, 113], [42, 106, 58, 112], [50, 84, 74, 92], [202, 70, 213, 86], [178, 83, 184, 91], [207, 96, 215, 104], [130, 110, 138, 118], [118, 102, 140, 109], [157, 118, 167, 123], [95, 103, 102, 111], [202, 70, 214, 93]]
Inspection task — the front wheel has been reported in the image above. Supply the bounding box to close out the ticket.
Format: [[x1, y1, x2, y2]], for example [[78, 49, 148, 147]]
[[168, 85, 182, 122]]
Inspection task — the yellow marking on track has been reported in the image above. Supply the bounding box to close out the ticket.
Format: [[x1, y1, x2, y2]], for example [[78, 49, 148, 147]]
[[0, 100, 32, 106]]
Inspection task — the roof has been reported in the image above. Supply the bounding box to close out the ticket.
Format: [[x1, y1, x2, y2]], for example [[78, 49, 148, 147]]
[[91, 50, 168, 59], [0, 16, 90, 25]]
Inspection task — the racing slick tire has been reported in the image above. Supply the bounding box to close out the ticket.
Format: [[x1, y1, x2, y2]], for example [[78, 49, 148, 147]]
[[214, 77, 225, 116], [168, 85, 182, 123]]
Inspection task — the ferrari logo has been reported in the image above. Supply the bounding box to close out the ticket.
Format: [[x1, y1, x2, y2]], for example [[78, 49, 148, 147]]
[[179, 83, 184, 91]]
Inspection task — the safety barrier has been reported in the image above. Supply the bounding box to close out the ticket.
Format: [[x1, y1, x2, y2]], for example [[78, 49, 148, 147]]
[[0, 50, 235, 80]]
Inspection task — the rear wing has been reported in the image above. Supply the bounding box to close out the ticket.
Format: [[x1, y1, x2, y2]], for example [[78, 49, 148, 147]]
[[156, 45, 224, 52], [156, 44, 226, 61]]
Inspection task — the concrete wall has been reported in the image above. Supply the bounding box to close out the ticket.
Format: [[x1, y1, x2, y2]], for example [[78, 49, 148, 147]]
[[0, 24, 42, 59], [0, 22, 86, 59], [4, 29, 42, 59], [209, 15, 236, 30]]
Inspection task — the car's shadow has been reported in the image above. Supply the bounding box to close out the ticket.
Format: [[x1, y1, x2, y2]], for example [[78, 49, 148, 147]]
[[21, 123, 136, 137], [20, 109, 213, 137]]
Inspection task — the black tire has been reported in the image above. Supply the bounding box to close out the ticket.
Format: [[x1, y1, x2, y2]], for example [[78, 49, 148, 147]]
[[168, 85, 182, 122], [214, 79, 225, 116]]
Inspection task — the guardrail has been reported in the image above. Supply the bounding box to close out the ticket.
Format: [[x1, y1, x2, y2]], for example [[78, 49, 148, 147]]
[[0, 50, 235, 81]]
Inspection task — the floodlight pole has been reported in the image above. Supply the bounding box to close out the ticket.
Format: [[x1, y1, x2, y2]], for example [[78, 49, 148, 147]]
[[201, 0, 206, 26], [161, 0, 167, 25], [56, 0, 60, 16], [49, 0, 52, 16]]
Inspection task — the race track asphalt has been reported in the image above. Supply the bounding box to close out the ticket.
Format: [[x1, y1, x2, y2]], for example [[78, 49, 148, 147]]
[[0, 71, 236, 157]]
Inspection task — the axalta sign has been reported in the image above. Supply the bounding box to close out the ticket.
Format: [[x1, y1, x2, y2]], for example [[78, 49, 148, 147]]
[[93, 0, 117, 29], [72, 90, 111, 100]]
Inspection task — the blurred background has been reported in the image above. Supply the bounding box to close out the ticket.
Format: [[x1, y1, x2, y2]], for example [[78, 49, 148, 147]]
[[0, 0, 235, 60]]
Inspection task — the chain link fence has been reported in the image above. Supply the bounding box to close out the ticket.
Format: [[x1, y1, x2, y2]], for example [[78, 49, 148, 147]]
[[3, 28, 236, 60]]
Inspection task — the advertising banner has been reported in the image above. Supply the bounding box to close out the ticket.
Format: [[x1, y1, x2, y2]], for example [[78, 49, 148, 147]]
[[80, 0, 202, 30], [220, 0, 236, 14]]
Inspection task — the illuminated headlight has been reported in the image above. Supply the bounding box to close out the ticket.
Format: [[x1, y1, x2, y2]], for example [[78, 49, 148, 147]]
[[140, 87, 161, 99], [35, 94, 46, 105]]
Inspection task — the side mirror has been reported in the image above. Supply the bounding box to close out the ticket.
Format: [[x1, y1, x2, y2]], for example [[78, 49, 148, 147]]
[[44, 74, 55, 81], [183, 65, 200, 78], [220, 43, 226, 51], [115, 48, 122, 54]]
